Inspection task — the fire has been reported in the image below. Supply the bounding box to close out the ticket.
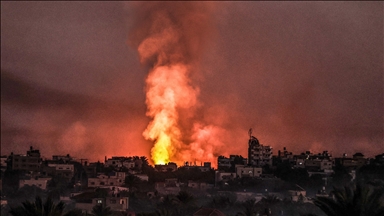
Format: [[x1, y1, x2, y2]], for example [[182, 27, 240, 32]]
[[143, 64, 198, 164], [128, 2, 224, 166]]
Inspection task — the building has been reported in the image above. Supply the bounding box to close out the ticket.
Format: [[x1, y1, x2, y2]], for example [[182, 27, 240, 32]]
[[0, 155, 7, 172], [235, 165, 262, 178], [187, 181, 213, 191], [155, 162, 177, 172], [19, 177, 52, 190], [248, 135, 273, 167], [8, 146, 41, 172], [52, 154, 75, 163], [155, 178, 180, 195], [75, 197, 129, 214], [88, 172, 126, 187], [334, 153, 367, 170], [217, 155, 247, 171], [183, 162, 212, 172], [215, 171, 236, 182], [105, 156, 135, 169], [45, 163, 75, 179]]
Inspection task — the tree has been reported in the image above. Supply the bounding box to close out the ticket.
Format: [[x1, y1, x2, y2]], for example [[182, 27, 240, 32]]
[[124, 174, 142, 192], [91, 204, 112, 216], [63, 209, 84, 216], [314, 183, 384, 216], [236, 199, 258, 216], [176, 191, 195, 206], [9, 196, 65, 216]]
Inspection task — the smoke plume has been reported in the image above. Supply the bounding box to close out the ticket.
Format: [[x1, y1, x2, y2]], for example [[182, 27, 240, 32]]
[[128, 2, 224, 166]]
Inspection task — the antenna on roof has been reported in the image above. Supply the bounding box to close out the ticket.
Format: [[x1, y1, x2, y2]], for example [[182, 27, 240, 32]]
[[248, 128, 253, 139]]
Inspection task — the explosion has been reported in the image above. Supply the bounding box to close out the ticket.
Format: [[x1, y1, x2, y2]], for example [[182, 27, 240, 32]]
[[128, 2, 222, 165]]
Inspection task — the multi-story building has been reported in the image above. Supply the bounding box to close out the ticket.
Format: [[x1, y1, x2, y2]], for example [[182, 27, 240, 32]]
[[47, 164, 75, 179], [0, 155, 7, 172], [248, 136, 273, 167], [8, 146, 41, 172]]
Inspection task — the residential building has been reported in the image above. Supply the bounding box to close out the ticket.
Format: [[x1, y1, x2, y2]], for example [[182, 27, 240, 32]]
[[105, 156, 135, 169], [75, 197, 129, 214], [0, 155, 7, 172], [19, 177, 52, 190], [155, 178, 180, 195], [235, 165, 262, 178], [217, 155, 247, 171], [155, 162, 177, 172], [8, 146, 41, 172], [187, 181, 213, 191], [248, 136, 273, 167], [46, 163, 75, 179], [52, 154, 75, 163], [183, 162, 212, 172], [88, 172, 126, 187]]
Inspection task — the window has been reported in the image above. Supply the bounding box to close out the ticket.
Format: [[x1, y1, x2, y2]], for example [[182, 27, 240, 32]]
[[120, 199, 125, 204], [97, 200, 102, 204]]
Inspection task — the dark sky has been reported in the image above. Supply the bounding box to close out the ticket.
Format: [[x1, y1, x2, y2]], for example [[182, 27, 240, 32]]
[[1, 2, 383, 163]]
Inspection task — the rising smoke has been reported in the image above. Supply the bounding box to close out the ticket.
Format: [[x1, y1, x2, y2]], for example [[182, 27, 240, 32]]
[[127, 2, 225, 166]]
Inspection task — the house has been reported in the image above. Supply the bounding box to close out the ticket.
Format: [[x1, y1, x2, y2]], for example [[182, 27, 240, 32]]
[[187, 181, 212, 191], [75, 197, 129, 214], [155, 178, 180, 195], [155, 162, 177, 172], [88, 172, 126, 187], [215, 171, 236, 182], [47, 163, 75, 179], [19, 177, 52, 190], [183, 162, 212, 172], [235, 165, 262, 178]]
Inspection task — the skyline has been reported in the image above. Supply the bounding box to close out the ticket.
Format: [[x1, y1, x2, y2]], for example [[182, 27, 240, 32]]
[[1, 2, 383, 165]]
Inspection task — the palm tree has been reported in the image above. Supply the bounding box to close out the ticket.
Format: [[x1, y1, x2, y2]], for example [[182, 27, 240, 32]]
[[9, 196, 65, 216], [176, 191, 195, 206], [125, 174, 142, 192], [91, 204, 112, 216], [314, 183, 384, 216], [236, 199, 258, 216]]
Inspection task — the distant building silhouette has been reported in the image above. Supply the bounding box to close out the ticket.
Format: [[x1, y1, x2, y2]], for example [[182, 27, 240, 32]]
[[248, 135, 273, 167]]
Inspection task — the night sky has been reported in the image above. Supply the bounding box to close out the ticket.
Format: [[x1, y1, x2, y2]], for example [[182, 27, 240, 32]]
[[1, 2, 383, 164]]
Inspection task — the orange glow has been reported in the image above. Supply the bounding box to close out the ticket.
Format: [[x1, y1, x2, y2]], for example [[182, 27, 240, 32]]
[[143, 64, 198, 165]]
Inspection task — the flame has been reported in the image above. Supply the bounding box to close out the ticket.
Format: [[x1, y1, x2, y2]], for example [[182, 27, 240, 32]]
[[143, 64, 198, 164], [128, 2, 224, 166]]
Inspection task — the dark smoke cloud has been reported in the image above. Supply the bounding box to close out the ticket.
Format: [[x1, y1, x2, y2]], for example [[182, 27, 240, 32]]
[[127, 1, 215, 67]]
